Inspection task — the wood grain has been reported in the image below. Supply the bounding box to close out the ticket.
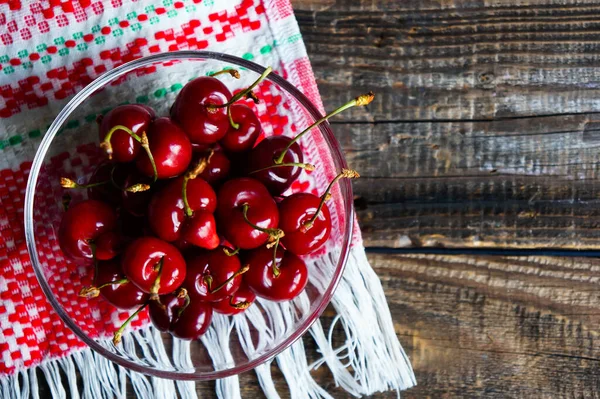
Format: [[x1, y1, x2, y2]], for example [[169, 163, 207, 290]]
[[292, 0, 600, 249]]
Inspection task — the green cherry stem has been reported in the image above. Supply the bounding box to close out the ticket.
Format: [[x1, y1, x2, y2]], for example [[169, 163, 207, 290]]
[[210, 68, 241, 79], [208, 67, 273, 129], [223, 247, 240, 256], [140, 132, 158, 183], [149, 257, 165, 300], [269, 237, 281, 278], [249, 162, 315, 175], [182, 150, 213, 217], [60, 177, 109, 189], [274, 92, 375, 165], [230, 296, 252, 310], [99, 125, 143, 158], [175, 287, 191, 319], [241, 203, 285, 242], [113, 303, 147, 345], [210, 264, 250, 294], [79, 278, 129, 298], [302, 169, 360, 232]]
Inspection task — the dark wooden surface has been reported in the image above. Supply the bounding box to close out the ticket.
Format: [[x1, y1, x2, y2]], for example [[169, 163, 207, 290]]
[[292, 0, 600, 397], [40, 1, 600, 397]]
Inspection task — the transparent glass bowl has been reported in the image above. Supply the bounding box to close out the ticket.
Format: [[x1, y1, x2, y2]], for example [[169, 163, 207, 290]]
[[24, 51, 353, 380]]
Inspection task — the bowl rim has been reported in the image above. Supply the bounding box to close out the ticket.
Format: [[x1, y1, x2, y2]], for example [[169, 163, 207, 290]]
[[24, 51, 354, 380]]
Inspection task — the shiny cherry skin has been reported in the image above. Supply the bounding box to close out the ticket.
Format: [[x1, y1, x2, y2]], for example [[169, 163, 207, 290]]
[[212, 283, 256, 315], [99, 104, 155, 163], [148, 176, 217, 246], [246, 136, 304, 195], [87, 162, 121, 207], [170, 76, 232, 145], [179, 210, 220, 250], [279, 193, 331, 255], [184, 249, 244, 302], [170, 301, 213, 340], [216, 178, 279, 249], [136, 117, 193, 179], [244, 246, 308, 302], [121, 237, 186, 295], [219, 104, 262, 153], [148, 292, 186, 332], [198, 147, 230, 185], [96, 258, 149, 309], [58, 200, 117, 263], [95, 231, 123, 260]]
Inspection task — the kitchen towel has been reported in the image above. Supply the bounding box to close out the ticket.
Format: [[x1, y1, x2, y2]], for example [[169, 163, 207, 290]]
[[0, 0, 416, 397]]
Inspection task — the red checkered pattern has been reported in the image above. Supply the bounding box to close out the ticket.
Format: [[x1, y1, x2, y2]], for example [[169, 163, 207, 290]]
[[0, 0, 360, 378]]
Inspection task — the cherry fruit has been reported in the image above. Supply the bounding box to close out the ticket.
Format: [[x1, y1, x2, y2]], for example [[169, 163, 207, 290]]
[[95, 258, 149, 309], [212, 283, 256, 315], [121, 237, 186, 296], [184, 248, 248, 302], [219, 104, 262, 153], [246, 136, 306, 196], [244, 246, 308, 302], [170, 77, 232, 145], [216, 178, 281, 250], [198, 147, 231, 185], [170, 300, 213, 340], [136, 117, 192, 180], [98, 104, 155, 163], [58, 199, 117, 262]]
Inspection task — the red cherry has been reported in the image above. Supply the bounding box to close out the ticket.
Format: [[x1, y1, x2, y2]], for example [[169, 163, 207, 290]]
[[184, 249, 247, 302], [279, 193, 331, 255], [212, 283, 256, 315], [95, 230, 123, 260], [244, 246, 308, 302], [148, 291, 186, 332], [170, 77, 232, 145], [198, 147, 230, 185], [170, 300, 213, 340], [58, 200, 117, 262], [87, 162, 121, 207], [99, 104, 155, 163], [219, 104, 262, 153], [136, 117, 193, 179], [180, 211, 220, 250], [216, 178, 280, 250], [121, 237, 186, 295], [246, 136, 305, 195], [96, 258, 149, 309], [148, 176, 217, 246]]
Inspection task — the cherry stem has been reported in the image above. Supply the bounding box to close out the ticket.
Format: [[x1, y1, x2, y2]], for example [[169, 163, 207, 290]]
[[230, 296, 251, 310], [140, 132, 158, 183], [99, 125, 143, 159], [241, 203, 285, 242], [210, 68, 241, 79], [175, 287, 191, 319], [302, 169, 360, 232], [223, 247, 240, 256], [149, 257, 165, 300], [249, 162, 315, 175], [182, 150, 213, 217], [274, 92, 375, 165], [60, 177, 109, 189], [269, 238, 281, 278], [79, 278, 129, 298], [210, 264, 250, 294], [209, 67, 273, 129], [125, 183, 151, 193], [113, 303, 147, 345]]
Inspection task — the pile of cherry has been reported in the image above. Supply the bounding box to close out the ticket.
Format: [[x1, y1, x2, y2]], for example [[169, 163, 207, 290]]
[[57, 66, 373, 344]]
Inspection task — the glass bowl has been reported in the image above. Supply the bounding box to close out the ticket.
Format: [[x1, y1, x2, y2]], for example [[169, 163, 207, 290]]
[[24, 51, 353, 380]]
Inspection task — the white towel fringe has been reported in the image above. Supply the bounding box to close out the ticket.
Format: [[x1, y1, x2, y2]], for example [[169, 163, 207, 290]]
[[0, 247, 414, 398]]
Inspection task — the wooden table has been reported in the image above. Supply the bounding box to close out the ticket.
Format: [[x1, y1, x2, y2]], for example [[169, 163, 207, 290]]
[[287, 0, 600, 397], [39, 1, 600, 397]]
